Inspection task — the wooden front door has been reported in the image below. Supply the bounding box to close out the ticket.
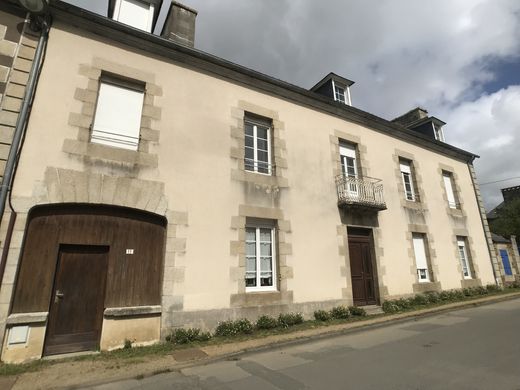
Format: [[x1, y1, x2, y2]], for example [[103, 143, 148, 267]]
[[44, 245, 108, 356], [348, 235, 377, 306]]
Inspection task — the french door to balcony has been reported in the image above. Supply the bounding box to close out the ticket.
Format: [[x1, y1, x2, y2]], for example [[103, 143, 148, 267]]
[[340, 151, 359, 198]]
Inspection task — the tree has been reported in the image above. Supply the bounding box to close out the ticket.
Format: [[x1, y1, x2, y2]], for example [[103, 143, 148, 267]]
[[490, 198, 520, 239]]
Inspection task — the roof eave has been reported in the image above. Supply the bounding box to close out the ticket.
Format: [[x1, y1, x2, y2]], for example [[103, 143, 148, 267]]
[[48, 0, 478, 164]]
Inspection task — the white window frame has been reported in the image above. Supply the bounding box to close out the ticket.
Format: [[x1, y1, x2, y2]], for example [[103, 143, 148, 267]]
[[91, 77, 144, 151], [432, 122, 445, 142], [113, 0, 155, 32], [331, 79, 351, 105], [400, 160, 416, 201], [443, 172, 458, 209], [245, 226, 277, 292], [412, 233, 430, 282], [339, 143, 359, 197], [457, 238, 472, 279], [244, 118, 272, 175]]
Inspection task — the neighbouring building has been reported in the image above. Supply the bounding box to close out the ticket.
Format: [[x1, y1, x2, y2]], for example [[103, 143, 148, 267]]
[[487, 185, 520, 283], [0, 0, 498, 363]]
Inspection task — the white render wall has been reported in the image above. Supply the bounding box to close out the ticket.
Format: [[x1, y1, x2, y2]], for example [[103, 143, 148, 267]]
[[9, 22, 495, 319]]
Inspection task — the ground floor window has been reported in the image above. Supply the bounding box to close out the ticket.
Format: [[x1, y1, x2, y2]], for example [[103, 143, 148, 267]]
[[412, 233, 431, 282], [457, 238, 472, 279], [499, 249, 513, 276], [245, 223, 276, 292]]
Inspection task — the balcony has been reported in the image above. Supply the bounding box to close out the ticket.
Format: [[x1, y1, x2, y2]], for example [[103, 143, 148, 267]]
[[335, 175, 387, 211]]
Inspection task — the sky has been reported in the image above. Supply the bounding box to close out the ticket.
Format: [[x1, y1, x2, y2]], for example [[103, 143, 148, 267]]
[[64, 0, 520, 210]]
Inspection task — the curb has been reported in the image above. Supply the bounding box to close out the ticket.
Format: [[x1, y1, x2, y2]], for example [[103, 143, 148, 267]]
[[69, 291, 520, 389]]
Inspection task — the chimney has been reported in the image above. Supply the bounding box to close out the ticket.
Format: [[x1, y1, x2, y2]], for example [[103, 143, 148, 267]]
[[392, 107, 429, 127], [161, 1, 197, 47], [501, 185, 520, 203]]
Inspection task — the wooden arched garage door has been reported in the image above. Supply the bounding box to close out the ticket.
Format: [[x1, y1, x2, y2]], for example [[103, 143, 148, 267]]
[[10, 204, 167, 356]]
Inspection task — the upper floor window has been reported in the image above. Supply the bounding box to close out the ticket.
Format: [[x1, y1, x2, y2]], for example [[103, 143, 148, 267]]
[[400, 159, 416, 201], [244, 115, 272, 175], [91, 75, 144, 151], [112, 0, 155, 32], [412, 233, 431, 282], [442, 171, 459, 209], [457, 238, 472, 279], [339, 143, 357, 178], [245, 220, 277, 292]]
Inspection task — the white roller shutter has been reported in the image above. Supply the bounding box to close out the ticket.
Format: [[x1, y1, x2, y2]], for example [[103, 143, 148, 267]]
[[92, 82, 144, 151], [412, 234, 428, 270], [443, 173, 456, 208]]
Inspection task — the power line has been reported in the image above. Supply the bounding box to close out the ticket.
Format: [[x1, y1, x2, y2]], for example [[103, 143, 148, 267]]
[[479, 176, 520, 186]]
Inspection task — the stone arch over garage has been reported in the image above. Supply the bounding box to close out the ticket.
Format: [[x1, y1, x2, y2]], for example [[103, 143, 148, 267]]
[[0, 167, 188, 362]]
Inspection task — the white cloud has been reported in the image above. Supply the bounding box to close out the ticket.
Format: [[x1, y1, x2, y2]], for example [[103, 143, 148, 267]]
[[183, 0, 520, 208], [444, 86, 520, 208]]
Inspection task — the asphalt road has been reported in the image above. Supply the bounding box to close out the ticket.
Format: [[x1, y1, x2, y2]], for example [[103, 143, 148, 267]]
[[88, 298, 520, 390]]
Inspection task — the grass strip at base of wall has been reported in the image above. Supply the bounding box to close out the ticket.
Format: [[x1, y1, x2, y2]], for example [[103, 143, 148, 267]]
[[1, 286, 520, 376]]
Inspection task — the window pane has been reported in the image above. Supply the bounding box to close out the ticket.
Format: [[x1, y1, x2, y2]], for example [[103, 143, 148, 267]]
[[257, 151, 269, 163], [260, 273, 273, 286], [245, 272, 256, 287], [261, 257, 272, 271], [246, 242, 256, 257], [246, 256, 256, 272], [257, 139, 268, 151], [418, 269, 428, 280], [245, 122, 254, 136], [259, 228, 272, 242], [245, 135, 254, 148], [260, 243, 271, 256], [257, 126, 268, 140], [245, 146, 254, 160], [257, 163, 269, 174], [346, 157, 356, 177], [246, 228, 256, 241]]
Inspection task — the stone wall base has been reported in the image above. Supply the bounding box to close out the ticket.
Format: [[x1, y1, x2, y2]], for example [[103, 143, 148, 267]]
[[162, 299, 351, 334]]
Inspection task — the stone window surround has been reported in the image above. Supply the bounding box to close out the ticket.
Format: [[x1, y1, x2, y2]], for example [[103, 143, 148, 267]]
[[494, 244, 519, 280], [438, 163, 466, 218], [229, 204, 293, 308], [337, 224, 388, 303], [0, 166, 189, 350], [452, 231, 482, 288], [63, 57, 162, 168], [330, 130, 370, 179], [230, 101, 288, 191], [392, 150, 427, 211], [406, 225, 442, 293]]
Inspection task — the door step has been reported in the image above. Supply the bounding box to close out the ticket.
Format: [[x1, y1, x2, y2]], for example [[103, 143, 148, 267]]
[[362, 305, 384, 315]]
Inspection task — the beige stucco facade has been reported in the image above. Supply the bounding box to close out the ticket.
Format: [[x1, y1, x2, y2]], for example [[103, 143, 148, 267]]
[[0, 14, 497, 363]]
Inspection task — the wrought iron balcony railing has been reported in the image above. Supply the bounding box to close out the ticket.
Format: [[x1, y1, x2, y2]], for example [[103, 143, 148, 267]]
[[335, 175, 387, 211]]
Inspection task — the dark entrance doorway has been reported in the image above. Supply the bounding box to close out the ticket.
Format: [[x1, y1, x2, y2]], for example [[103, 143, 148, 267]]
[[348, 228, 378, 306], [44, 245, 108, 356]]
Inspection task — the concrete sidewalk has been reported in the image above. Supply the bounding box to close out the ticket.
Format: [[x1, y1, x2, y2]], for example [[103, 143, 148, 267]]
[[4, 292, 520, 390]]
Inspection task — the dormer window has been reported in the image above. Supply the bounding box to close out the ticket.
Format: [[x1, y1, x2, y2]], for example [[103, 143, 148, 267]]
[[433, 123, 445, 142], [310, 72, 354, 106], [334, 84, 346, 104], [109, 0, 162, 33], [332, 81, 351, 105]]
